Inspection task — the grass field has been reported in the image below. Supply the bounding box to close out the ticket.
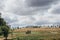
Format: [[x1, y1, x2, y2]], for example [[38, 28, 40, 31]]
[[0, 28, 60, 40]]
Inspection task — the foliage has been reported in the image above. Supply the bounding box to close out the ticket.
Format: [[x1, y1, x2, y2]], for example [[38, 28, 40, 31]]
[[0, 26, 2, 35], [26, 30, 31, 34], [0, 13, 10, 40], [17, 27, 19, 29], [0, 18, 6, 26], [1, 26, 10, 37]]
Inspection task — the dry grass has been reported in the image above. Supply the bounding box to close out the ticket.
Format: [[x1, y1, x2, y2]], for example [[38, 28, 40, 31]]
[[14, 28, 60, 32], [11, 28, 60, 37], [0, 28, 60, 40]]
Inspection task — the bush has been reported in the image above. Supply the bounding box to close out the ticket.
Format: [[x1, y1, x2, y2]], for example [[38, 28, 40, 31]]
[[0, 32, 2, 35], [58, 38, 60, 40], [16, 37, 20, 40], [52, 38, 56, 40], [26, 30, 31, 34]]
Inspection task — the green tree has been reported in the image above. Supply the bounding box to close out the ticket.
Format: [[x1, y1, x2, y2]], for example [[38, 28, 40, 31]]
[[0, 26, 2, 35], [0, 13, 10, 40], [1, 26, 10, 40]]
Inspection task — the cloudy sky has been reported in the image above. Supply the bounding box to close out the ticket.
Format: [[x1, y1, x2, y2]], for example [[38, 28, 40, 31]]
[[0, 0, 60, 27]]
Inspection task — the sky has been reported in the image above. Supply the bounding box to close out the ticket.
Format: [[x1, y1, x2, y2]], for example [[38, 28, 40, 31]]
[[0, 0, 60, 27]]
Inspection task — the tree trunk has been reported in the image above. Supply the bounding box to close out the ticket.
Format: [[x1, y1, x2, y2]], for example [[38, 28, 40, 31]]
[[5, 37, 7, 40]]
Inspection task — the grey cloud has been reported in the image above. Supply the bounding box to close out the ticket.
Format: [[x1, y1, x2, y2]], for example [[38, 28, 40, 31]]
[[4, 18, 17, 24], [0, 0, 60, 27], [54, 19, 60, 24], [2, 13, 18, 24], [52, 8, 60, 14], [34, 20, 49, 25], [2, 0, 56, 16], [0, 0, 59, 16], [48, 0, 60, 14], [26, 0, 57, 7], [34, 18, 60, 25], [2, 0, 58, 16], [53, 21, 60, 24], [0, 0, 5, 10]]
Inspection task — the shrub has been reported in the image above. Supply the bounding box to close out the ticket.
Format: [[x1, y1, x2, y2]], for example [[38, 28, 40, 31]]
[[26, 30, 31, 34]]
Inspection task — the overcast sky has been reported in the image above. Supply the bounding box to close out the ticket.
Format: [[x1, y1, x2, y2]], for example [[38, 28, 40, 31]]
[[0, 0, 60, 27]]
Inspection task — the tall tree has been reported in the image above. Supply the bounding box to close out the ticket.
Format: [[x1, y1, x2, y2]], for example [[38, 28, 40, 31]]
[[0, 13, 6, 26], [0, 13, 10, 40]]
